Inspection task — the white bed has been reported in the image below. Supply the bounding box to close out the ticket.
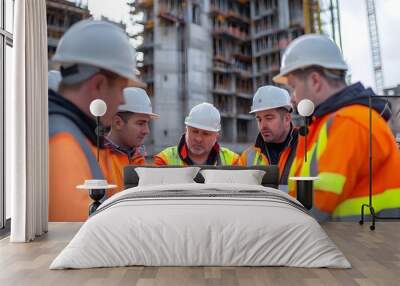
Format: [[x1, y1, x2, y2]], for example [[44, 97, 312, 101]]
[[50, 183, 351, 269]]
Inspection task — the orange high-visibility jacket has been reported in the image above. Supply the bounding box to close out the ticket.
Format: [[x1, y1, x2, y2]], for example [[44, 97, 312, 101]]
[[49, 91, 123, 222], [104, 138, 146, 188], [239, 128, 298, 184], [288, 83, 400, 220], [153, 135, 239, 166]]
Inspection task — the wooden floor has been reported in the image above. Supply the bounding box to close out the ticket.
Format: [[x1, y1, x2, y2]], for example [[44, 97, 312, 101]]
[[1, 222, 399, 286]]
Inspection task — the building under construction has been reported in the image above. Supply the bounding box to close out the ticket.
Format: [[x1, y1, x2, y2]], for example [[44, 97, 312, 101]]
[[130, 0, 331, 154], [46, 0, 90, 69]]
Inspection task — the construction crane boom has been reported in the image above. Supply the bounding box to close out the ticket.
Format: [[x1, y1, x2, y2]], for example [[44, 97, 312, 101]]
[[366, 0, 384, 94]]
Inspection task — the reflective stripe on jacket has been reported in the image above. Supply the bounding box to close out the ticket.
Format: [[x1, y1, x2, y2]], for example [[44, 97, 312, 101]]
[[104, 138, 146, 188], [154, 145, 239, 166], [239, 129, 298, 184]]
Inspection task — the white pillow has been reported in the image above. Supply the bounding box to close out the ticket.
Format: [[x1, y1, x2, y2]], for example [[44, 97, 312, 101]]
[[200, 169, 266, 185], [135, 167, 200, 186]]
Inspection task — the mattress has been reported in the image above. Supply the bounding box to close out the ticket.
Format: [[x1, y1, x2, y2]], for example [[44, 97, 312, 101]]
[[50, 183, 351, 269]]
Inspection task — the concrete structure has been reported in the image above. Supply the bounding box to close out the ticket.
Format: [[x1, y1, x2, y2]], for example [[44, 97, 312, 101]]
[[132, 0, 314, 155], [384, 85, 400, 97], [46, 0, 90, 69], [384, 85, 400, 137]]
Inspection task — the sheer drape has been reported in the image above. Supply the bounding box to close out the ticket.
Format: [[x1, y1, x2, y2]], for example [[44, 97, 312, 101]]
[[8, 0, 48, 242]]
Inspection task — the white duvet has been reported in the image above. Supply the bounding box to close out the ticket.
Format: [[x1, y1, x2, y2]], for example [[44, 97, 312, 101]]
[[50, 183, 351, 269]]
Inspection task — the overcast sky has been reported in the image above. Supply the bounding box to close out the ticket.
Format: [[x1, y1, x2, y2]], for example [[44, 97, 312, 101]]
[[340, 0, 400, 92], [86, 0, 400, 92]]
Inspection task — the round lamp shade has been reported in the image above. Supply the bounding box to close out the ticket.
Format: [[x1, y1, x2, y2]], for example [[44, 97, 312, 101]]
[[90, 99, 107, 117], [297, 99, 315, 117]]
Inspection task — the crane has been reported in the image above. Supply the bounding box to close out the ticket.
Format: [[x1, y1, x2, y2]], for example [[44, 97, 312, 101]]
[[365, 0, 384, 95]]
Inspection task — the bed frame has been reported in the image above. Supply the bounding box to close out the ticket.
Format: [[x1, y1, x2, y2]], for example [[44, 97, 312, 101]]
[[123, 165, 280, 189]]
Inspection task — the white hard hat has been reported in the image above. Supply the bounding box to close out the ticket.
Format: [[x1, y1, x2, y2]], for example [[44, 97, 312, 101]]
[[185, 103, 221, 132], [48, 70, 61, 92], [273, 34, 348, 84], [52, 20, 138, 83], [250, 85, 292, 113], [118, 87, 159, 119]]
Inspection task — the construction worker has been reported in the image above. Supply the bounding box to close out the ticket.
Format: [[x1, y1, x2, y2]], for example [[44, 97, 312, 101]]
[[239, 85, 298, 185], [49, 20, 140, 222], [153, 103, 239, 165], [105, 87, 159, 187], [273, 34, 400, 220]]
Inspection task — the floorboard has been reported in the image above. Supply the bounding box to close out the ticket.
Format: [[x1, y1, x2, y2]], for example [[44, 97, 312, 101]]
[[1, 222, 399, 286]]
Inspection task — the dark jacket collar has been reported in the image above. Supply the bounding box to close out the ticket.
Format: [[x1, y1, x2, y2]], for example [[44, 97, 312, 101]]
[[48, 90, 102, 147], [313, 82, 391, 121]]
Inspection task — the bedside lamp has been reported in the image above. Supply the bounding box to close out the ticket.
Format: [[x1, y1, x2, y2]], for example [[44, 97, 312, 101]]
[[77, 180, 116, 215], [89, 99, 107, 162], [77, 99, 116, 215], [297, 99, 314, 162], [290, 99, 318, 210]]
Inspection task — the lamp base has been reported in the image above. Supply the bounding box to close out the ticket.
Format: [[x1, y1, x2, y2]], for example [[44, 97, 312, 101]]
[[88, 188, 106, 215], [296, 180, 314, 210], [359, 204, 376, 230], [289, 176, 318, 210]]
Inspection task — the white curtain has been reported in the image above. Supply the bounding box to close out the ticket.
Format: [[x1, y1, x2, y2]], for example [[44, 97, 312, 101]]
[[8, 0, 48, 242]]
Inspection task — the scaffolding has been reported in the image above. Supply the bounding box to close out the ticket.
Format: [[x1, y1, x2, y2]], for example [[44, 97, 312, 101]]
[[305, 0, 342, 49], [128, 0, 155, 96], [46, 0, 90, 69], [303, 0, 321, 34]]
